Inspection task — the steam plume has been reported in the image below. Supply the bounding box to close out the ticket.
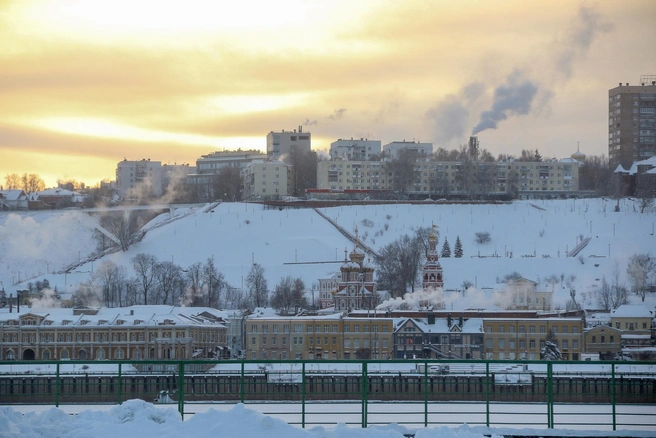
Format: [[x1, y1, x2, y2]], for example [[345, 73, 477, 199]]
[[471, 70, 538, 135]]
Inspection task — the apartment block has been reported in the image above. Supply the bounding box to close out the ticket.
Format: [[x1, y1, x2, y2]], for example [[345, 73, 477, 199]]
[[241, 161, 291, 200], [330, 138, 381, 161], [266, 126, 311, 160], [608, 78, 656, 167]]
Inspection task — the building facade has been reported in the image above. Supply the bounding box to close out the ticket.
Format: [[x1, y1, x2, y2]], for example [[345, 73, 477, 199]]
[[241, 161, 291, 200], [115, 159, 164, 199], [330, 138, 381, 161], [608, 79, 656, 167], [266, 127, 311, 160], [246, 314, 394, 360], [316, 158, 579, 199], [383, 141, 434, 158], [483, 317, 583, 360], [0, 306, 228, 361]]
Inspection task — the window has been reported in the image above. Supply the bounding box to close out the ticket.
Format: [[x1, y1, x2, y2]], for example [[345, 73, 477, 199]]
[[572, 340, 579, 349], [562, 340, 568, 349], [509, 326, 515, 333], [499, 326, 505, 333], [519, 340, 526, 349], [519, 326, 526, 334], [499, 340, 505, 349], [529, 340, 536, 349], [539, 326, 546, 334], [486, 325, 492, 333], [561, 326, 568, 334], [485, 340, 493, 348], [529, 326, 536, 334]]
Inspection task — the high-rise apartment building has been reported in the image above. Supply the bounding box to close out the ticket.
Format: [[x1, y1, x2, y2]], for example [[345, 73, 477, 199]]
[[608, 76, 656, 167]]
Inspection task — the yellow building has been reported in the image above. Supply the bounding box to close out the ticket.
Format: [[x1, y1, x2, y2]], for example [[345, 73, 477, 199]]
[[246, 313, 394, 360], [483, 317, 583, 360], [610, 304, 654, 349]]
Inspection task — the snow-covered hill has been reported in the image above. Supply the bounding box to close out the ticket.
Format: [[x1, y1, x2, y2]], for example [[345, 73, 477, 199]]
[[1, 198, 655, 310]]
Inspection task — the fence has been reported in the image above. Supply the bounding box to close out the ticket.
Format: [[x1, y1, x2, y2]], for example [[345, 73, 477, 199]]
[[1, 359, 655, 431]]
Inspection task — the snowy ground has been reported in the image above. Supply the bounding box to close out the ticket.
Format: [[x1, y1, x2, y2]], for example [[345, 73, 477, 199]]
[[1, 198, 655, 310], [3, 400, 656, 438]]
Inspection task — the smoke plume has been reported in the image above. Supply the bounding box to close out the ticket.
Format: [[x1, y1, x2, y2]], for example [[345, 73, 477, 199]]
[[471, 70, 538, 135], [328, 108, 347, 120], [426, 82, 485, 144]]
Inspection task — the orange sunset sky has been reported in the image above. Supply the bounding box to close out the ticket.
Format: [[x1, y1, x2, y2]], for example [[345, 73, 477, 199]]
[[1, 0, 654, 188]]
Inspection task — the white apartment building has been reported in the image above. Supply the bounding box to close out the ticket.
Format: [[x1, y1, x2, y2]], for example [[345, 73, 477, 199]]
[[316, 158, 579, 199], [266, 126, 311, 160], [383, 140, 433, 158], [196, 150, 267, 174], [330, 138, 381, 161], [116, 159, 164, 199], [241, 161, 291, 200]]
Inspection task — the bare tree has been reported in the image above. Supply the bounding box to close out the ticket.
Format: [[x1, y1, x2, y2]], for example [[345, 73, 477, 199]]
[[596, 263, 629, 310], [93, 261, 128, 307], [3, 174, 21, 190], [213, 166, 242, 202], [270, 276, 307, 315], [131, 253, 158, 305], [246, 263, 268, 308], [203, 257, 227, 308], [183, 262, 205, 306], [375, 232, 424, 297], [390, 148, 418, 194], [155, 261, 185, 305], [626, 253, 656, 301], [101, 212, 138, 251], [21, 173, 46, 193]]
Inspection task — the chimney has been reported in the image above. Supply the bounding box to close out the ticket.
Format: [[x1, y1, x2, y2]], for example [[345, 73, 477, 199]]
[[299, 125, 302, 133], [17, 291, 19, 313], [459, 316, 463, 327], [447, 313, 452, 328], [652, 81, 655, 85], [9, 293, 12, 313], [626, 83, 629, 86], [427, 313, 435, 325]]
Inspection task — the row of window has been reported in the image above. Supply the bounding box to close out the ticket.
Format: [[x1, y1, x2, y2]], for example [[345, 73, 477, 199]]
[[251, 324, 389, 334], [485, 339, 579, 350], [485, 325, 580, 334]]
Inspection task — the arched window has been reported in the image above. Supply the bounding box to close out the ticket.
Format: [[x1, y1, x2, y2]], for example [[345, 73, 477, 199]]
[[133, 349, 142, 360], [115, 349, 124, 359], [42, 350, 51, 360], [60, 350, 69, 359]]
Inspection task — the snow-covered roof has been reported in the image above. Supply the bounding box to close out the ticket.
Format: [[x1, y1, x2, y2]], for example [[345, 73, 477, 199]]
[[0, 305, 228, 328], [0, 190, 27, 200], [611, 304, 653, 318]]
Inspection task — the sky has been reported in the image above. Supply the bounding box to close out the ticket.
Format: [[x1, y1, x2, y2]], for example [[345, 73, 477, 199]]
[[1, 198, 655, 313], [1, 0, 655, 188]]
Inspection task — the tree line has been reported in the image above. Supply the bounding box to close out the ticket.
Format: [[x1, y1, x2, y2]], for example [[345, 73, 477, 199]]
[[69, 255, 309, 315]]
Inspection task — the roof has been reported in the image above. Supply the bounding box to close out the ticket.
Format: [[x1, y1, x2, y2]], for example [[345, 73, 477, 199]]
[[611, 304, 653, 318], [0, 305, 228, 328], [0, 190, 27, 201]]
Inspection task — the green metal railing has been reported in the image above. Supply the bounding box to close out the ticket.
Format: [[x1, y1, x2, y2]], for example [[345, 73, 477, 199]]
[[1, 359, 654, 431]]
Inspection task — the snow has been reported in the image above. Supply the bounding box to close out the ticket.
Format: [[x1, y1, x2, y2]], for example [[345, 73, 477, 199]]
[[1, 198, 655, 311], [3, 400, 656, 438]]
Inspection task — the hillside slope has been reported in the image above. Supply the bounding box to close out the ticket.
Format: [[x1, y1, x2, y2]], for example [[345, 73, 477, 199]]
[[1, 198, 654, 310]]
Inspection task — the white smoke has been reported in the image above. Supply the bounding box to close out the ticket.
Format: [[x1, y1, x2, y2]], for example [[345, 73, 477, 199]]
[[29, 288, 62, 310], [471, 70, 539, 135]]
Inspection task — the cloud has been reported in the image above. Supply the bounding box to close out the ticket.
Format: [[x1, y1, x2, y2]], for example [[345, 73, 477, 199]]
[[303, 118, 318, 126]]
